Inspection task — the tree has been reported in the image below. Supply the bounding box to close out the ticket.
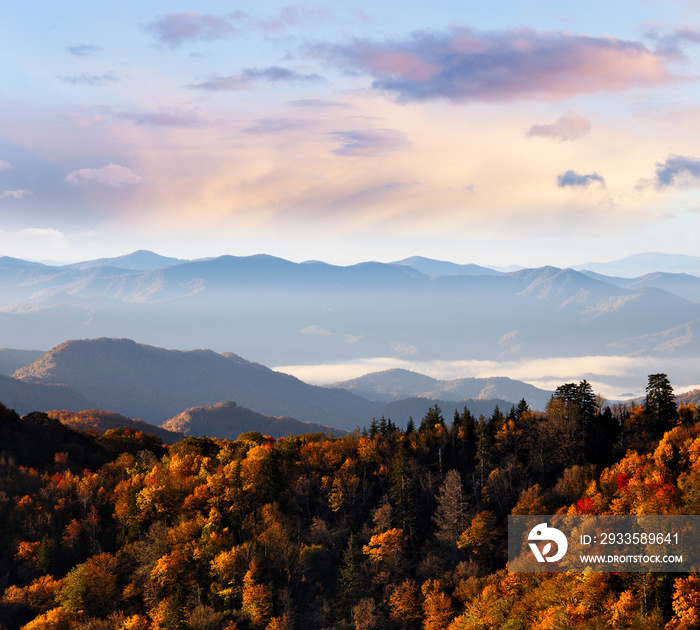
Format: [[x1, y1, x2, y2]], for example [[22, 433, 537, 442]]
[[432, 470, 466, 547], [337, 534, 365, 619], [242, 560, 272, 629], [57, 552, 120, 618], [388, 579, 422, 629], [421, 579, 454, 630], [645, 373, 677, 435], [458, 511, 499, 566], [389, 448, 417, 539], [419, 405, 445, 433]]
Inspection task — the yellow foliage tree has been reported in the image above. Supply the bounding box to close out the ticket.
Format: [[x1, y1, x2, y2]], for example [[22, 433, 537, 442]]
[[242, 560, 273, 629], [422, 579, 453, 630], [667, 575, 700, 630], [388, 579, 422, 627]]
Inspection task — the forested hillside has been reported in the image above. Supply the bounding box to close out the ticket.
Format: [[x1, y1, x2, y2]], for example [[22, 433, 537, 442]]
[[1, 375, 700, 629]]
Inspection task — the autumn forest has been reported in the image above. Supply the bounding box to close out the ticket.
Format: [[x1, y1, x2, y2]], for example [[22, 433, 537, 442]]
[[2, 375, 700, 630]]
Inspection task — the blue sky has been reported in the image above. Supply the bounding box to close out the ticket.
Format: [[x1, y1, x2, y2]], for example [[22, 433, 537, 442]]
[[2, 0, 700, 266]]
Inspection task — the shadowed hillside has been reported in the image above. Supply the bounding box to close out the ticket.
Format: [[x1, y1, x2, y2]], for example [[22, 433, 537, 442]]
[[162, 400, 347, 439], [14, 338, 375, 429]]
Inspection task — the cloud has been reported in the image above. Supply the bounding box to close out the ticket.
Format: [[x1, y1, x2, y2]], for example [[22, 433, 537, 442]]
[[390, 341, 419, 356], [653, 155, 700, 188], [189, 67, 325, 91], [0, 160, 12, 170], [287, 99, 352, 108], [66, 44, 101, 57], [645, 26, 700, 58], [253, 5, 328, 31], [331, 129, 411, 156], [299, 325, 333, 336], [313, 27, 675, 103], [65, 164, 146, 188], [527, 110, 591, 141], [556, 170, 606, 188], [241, 118, 312, 134], [145, 7, 327, 48], [145, 11, 243, 48], [113, 107, 206, 128], [0, 189, 33, 200], [60, 73, 119, 86]]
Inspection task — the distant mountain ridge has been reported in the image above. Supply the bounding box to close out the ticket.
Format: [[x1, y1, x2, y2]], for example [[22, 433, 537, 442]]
[[2, 251, 700, 397], [48, 409, 185, 445], [332, 368, 552, 410], [0, 374, 95, 416], [0, 349, 44, 375], [575, 252, 700, 278], [14, 338, 376, 430], [62, 250, 188, 271], [392, 256, 500, 277], [162, 401, 346, 439]]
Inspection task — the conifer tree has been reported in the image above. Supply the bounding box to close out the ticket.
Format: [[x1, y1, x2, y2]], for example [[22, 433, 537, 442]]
[[337, 533, 364, 619], [645, 373, 677, 435]]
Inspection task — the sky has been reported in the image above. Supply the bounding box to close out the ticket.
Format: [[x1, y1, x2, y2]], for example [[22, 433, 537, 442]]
[[2, 0, 700, 267]]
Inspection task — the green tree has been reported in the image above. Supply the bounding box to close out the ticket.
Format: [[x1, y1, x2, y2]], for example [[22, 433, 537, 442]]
[[645, 373, 678, 435], [337, 534, 365, 619], [419, 405, 446, 433]]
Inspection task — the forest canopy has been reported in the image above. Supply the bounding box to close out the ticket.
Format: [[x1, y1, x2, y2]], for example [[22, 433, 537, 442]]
[[1, 374, 700, 630]]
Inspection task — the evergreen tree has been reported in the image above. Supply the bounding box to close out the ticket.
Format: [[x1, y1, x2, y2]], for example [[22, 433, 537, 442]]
[[475, 415, 496, 497], [419, 404, 446, 433], [337, 533, 364, 619], [515, 398, 530, 420], [645, 373, 677, 435], [389, 448, 417, 542]]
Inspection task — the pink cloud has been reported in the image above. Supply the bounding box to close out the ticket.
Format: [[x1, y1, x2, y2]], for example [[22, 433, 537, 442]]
[[65, 164, 145, 188], [0, 189, 33, 199], [145, 11, 242, 48], [146, 7, 327, 48], [314, 27, 677, 103], [331, 129, 411, 156], [189, 67, 325, 91], [527, 110, 591, 141]]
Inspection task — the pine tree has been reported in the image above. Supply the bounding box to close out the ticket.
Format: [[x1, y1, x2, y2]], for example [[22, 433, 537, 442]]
[[389, 448, 417, 541], [337, 534, 363, 619], [419, 405, 445, 433], [645, 373, 677, 435]]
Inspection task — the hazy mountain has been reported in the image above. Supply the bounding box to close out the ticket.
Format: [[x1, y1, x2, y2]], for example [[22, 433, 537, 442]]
[[579, 270, 700, 303], [0, 374, 95, 416], [392, 256, 501, 277], [48, 409, 184, 445], [162, 401, 346, 440], [0, 349, 45, 375], [677, 389, 700, 406], [2, 254, 700, 394], [575, 253, 700, 278], [14, 338, 375, 430], [333, 368, 552, 410], [63, 250, 187, 271]]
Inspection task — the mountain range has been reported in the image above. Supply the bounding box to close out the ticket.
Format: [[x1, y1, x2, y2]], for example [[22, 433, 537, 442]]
[[332, 368, 552, 409], [2, 249, 700, 399], [4, 338, 536, 435], [2, 251, 700, 367]]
